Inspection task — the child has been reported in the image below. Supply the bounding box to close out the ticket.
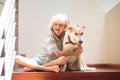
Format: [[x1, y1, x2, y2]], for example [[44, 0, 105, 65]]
[[15, 14, 83, 72]]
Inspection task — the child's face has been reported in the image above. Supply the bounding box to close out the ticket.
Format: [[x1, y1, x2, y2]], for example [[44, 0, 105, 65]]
[[52, 20, 65, 37]]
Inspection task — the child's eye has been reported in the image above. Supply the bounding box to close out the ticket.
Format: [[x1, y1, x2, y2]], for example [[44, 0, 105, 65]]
[[54, 23, 57, 26], [59, 24, 64, 26]]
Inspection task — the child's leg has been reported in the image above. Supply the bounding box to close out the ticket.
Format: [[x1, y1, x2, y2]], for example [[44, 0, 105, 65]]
[[23, 56, 66, 72], [15, 55, 36, 67], [44, 56, 67, 67], [15, 55, 60, 72], [23, 65, 59, 72]]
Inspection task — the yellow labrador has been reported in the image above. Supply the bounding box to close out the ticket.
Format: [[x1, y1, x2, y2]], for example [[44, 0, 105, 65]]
[[62, 24, 96, 71]]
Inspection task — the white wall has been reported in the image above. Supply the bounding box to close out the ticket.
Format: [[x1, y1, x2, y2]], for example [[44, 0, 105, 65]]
[[106, 3, 120, 64], [19, 0, 120, 64]]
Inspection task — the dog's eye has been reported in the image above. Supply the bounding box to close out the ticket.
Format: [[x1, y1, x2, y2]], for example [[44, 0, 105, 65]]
[[80, 32, 83, 35], [75, 33, 78, 35]]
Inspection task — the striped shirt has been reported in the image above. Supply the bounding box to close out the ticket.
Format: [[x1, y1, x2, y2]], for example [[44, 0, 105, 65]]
[[34, 32, 64, 65]]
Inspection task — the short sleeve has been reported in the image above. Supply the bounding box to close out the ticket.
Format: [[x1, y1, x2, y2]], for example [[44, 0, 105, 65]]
[[45, 35, 59, 53]]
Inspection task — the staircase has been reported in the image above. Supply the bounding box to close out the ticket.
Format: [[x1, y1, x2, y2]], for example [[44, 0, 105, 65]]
[[12, 64, 120, 80]]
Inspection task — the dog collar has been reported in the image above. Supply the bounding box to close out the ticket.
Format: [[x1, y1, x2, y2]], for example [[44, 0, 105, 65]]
[[65, 35, 77, 45]]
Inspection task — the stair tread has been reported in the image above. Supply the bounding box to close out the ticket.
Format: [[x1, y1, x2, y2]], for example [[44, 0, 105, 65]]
[[13, 68, 120, 72], [12, 64, 120, 80]]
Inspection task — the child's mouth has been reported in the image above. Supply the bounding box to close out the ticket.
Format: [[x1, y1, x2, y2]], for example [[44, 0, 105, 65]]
[[55, 29, 60, 31]]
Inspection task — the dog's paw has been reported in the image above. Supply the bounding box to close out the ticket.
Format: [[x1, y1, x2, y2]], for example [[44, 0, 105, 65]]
[[80, 66, 87, 71], [80, 67, 96, 71], [59, 66, 66, 72], [85, 67, 96, 71]]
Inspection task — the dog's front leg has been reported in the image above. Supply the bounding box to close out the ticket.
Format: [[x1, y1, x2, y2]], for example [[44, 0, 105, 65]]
[[80, 55, 96, 71], [78, 55, 87, 71], [60, 63, 67, 72], [80, 55, 88, 71]]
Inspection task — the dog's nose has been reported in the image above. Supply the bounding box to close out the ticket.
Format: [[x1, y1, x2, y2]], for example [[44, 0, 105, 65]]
[[79, 41, 83, 43]]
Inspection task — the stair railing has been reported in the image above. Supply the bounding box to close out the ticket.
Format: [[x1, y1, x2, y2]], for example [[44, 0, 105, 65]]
[[0, 0, 17, 80]]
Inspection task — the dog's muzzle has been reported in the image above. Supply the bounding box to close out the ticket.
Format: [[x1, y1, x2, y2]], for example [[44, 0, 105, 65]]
[[79, 40, 83, 44], [79, 37, 83, 44]]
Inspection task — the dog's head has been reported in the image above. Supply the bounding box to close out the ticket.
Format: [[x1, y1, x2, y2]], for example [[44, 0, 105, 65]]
[[64, 24, 85, 46]]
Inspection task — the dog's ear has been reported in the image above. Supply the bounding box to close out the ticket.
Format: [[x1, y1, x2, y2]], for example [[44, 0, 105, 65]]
[[64, 26, 74, 33], [83, 26, 85, 29], [76, 24, 85, 29], [64, 26, 70, 31]]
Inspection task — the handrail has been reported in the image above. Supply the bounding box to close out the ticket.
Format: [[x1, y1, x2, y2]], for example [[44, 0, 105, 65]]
[[0, 0, 17, 80]]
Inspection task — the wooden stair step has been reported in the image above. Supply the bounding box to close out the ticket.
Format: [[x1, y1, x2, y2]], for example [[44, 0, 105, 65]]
[[12, 68, 120, 80]]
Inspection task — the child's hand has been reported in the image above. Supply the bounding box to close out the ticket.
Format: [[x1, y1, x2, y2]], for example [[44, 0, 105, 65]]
[[73, 45, 83, 56], [78, 43, 82, 48]]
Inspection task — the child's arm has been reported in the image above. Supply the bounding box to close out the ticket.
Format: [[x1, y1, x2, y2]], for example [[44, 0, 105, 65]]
[[53, 47, 83, 57]]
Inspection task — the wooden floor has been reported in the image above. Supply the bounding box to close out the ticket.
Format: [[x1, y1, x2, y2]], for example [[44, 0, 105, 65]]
[[12, 64, 120, 80]]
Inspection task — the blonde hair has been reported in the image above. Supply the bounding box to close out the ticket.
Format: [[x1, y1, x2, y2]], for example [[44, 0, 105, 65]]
[[49, 14, 70, 31]]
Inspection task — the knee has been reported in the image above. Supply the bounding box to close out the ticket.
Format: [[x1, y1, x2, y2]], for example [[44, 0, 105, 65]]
[[15, 55, 24, 63], [15, 55, 22, 59], [59, 56, 67, 64], [15, 55, 20, 62]]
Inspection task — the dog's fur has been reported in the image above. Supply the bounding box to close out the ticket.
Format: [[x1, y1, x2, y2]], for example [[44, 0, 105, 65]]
[[62, 24, 96, 71]]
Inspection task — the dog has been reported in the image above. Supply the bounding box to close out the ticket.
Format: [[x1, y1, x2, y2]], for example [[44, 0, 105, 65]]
[[62, 24, 96, 71]]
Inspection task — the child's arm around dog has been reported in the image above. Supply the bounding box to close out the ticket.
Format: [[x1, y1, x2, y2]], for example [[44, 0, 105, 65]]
[[53, 47, 83, 57]]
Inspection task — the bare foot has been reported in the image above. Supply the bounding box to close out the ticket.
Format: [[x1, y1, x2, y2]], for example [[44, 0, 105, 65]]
[[49, 65, 60, 72], [24, 67, 35, 72]]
